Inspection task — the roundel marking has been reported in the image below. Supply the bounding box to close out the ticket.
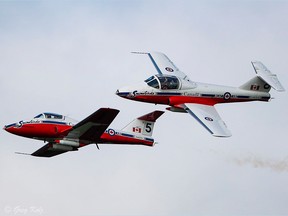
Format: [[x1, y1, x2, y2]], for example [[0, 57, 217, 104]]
[[108, 129, 115, 136], [264, 84, 270, 89], [224, 92, 231, 100], [205, 117, 213, 121], [165, 67, 174, 72]]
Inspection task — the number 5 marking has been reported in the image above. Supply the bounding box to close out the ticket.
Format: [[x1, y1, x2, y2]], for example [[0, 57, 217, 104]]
[[145, 123, 152, 133]]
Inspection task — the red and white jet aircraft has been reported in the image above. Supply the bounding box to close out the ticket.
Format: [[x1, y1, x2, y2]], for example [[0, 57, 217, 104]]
[[4, 108, 164, 157], [116, 52, 285, 137]]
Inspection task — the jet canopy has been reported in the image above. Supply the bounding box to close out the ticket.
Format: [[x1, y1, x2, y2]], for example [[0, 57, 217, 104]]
[[34, 113, 64, 120], [145, 75, 180, 90]]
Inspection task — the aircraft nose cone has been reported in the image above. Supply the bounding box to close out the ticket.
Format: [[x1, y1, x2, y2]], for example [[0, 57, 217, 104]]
[[115, 89, 130, 97], [116, 82, 147, 98], [3, 123, 16, 133]]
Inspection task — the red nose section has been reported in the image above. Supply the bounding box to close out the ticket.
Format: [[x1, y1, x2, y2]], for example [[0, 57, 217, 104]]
[[4, 123, 17, 133], [3, 122, 71, 139], [3, 123, 33, 138]]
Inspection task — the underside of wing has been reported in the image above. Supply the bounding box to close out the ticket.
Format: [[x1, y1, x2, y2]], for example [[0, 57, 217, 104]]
[[133, 52, 190, 80], [31, 143, 77, 157], [63, 108, 120, 142], [180, 103, 232, 137]]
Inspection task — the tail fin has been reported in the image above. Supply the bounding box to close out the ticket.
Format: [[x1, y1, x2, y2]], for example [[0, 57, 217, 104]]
[[240, 61, 285, 92], [122, 110, 164, 137], [239, 76, 271, 92]]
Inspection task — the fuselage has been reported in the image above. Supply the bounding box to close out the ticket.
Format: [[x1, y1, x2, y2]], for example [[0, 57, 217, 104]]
[[116, 74, 271, 107], [4, 113, 154, 147]]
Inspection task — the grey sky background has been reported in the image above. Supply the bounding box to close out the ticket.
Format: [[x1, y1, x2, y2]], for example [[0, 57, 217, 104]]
[[1, 1, 288, 216]]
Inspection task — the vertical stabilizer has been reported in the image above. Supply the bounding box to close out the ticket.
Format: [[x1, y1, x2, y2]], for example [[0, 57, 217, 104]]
[[239, 76, 271, 92], [122, 111, 164, 137]]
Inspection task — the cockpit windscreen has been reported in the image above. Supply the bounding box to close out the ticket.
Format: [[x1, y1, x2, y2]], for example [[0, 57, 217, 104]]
[[145, 76, 160, 89], [145, 75, 179, 90], [34, 113, 63, 120], [158, 75, 179, 90]]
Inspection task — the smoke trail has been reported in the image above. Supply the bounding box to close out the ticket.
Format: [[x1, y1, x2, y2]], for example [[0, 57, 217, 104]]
[[207, 149, 288, 172], [231, 155, 288, 172]]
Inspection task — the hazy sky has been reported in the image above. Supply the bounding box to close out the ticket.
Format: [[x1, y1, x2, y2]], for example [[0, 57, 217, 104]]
[[1, 1, 288, 216]]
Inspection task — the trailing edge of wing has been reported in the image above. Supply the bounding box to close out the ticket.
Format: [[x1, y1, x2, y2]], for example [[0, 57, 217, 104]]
[[180, 103, 232, 137], [31, 143, 77, 157], [251, 61, 285, 92]]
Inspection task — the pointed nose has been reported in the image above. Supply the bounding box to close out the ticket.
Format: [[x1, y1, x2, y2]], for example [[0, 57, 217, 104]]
[[115, 87, 131, 98], [3, 123, 17, 133], [115, 88, 131, 98], [116, 82, 148, 98]]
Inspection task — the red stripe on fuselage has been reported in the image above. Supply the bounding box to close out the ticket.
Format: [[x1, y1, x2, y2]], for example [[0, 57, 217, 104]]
[[129, 95, 269, 106]]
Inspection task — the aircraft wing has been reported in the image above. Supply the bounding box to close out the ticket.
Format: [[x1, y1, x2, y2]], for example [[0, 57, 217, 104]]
[[64, 108, 120, 142], [31, 143, 77, 157], [180, 103, 232, 137], [133, 52, 190, 80]]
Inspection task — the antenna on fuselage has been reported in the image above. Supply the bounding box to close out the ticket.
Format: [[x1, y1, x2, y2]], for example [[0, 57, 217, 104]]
[[95, 143, 100, 150]]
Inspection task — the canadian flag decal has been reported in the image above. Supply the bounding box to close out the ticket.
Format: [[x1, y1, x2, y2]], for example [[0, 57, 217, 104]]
[[250, 84, 260, 91], [133, 127, 142, 133]]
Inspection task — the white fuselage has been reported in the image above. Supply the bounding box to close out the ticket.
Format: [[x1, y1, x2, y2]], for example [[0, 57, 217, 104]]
[[117, 75, 271, 106]]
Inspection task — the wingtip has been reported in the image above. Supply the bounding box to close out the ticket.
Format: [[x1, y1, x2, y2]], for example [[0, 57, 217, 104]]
[[212, 134, 232, 138], [99, 107, 120, 113]]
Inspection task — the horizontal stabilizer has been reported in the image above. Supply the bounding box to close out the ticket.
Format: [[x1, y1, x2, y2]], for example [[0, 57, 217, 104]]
[[138, 110, 164, 122], [251, 61, 285, 92]]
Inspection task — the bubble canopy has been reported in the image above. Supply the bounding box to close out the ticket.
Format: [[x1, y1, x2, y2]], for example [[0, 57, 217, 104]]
[[144, 75, 180, 90], [34, 113, 64, 120]]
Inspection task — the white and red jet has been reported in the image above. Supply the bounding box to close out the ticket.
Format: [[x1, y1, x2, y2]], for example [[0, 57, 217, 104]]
[[116, 52, 285, 137], [4, 108, 164, 157]]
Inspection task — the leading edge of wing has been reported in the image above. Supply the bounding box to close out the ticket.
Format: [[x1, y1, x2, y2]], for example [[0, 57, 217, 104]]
[[63, 108, 120, 142], [180, 103, 232, 137]]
